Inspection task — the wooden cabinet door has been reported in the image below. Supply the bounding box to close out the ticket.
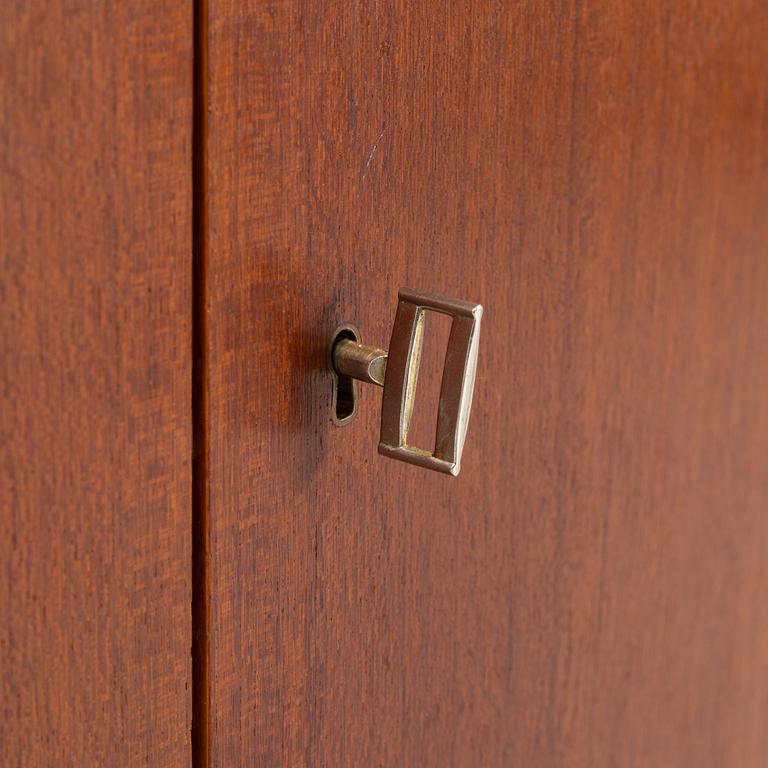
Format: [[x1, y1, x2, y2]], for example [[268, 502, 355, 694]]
[[3, 1, 767, 766], [1, 3, 192, 765], [197, 1, 768, 766]]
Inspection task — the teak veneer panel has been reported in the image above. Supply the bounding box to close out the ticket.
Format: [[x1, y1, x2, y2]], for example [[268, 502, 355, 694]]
[[198, 0, 768, 765], [0, 2, 193, 764]]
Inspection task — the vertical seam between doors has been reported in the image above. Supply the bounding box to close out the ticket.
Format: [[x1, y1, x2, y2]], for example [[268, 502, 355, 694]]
[[192, 0, 209, 763]]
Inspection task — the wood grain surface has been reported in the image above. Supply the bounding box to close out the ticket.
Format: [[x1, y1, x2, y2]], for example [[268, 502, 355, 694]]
[[0, 3, 192, 765], [199, 0, 768, 765]]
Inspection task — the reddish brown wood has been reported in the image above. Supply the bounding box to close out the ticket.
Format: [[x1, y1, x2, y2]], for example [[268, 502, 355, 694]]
[[200, 0, 768, 765], [0, 3, 193, 765]]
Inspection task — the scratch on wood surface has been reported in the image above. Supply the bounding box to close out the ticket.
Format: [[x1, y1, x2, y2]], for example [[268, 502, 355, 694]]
[[361, 126, 386, 179]]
